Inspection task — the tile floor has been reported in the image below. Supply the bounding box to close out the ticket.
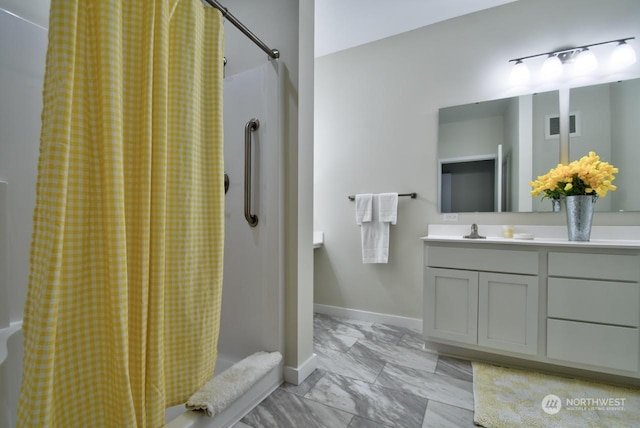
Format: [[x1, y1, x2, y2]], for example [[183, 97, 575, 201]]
[[236, 313, 476, 428]]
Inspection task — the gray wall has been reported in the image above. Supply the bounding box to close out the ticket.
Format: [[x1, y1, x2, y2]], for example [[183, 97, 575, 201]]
[[314, 0, 640, 320], [440, 115, 504, 160], [531, 91, 561, 212], [568, 84, 613, 211], [610, 80, 640, 212]]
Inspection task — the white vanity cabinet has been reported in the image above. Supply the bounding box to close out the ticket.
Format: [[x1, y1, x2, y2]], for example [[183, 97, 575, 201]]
[[546, 251, 640, 373], [424, 246, 539, 356], [422, 228, 640, 383]]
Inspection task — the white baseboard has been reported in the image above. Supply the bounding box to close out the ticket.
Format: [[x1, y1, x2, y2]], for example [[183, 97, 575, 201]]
[[314, 303, 422, 332], [283, 353, 318, 386]]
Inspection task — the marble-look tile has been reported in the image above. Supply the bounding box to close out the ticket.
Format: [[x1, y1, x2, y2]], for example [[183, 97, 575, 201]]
[[280, 368, 326, 396], [397, 330, 426, 351], [313, 325, 359, 352], [347, 416, 394, 428], [435, 356, 473, 383], [348, 338, 438, 373], [232, 422, 254, 428], [241, 388, 353, 428], [422, 400, 475, 428], [314, 313, 373, 331], [370, 322, 419, 341], [315, 343, 385, 383], [359, 322, 413, 345], [313, 313, 405, 345], [306, 372, 428, 428], [374, 363, 474, 411]]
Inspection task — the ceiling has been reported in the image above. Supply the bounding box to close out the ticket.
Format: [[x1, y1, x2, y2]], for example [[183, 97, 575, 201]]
[[315, 0, 519, 57]]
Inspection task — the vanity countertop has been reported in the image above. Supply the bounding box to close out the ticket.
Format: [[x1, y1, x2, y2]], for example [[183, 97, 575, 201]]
[[421, 225, 640, 249]]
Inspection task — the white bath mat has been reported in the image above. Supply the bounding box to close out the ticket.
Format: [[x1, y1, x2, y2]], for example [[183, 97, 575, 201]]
[[186, 351, 282, 417], [472, 361, 640, 428]]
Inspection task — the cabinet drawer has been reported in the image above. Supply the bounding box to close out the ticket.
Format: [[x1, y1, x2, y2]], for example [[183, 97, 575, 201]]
[[426, 246, 538, 275], [548, 252, 640, 282], [548, 278, 639, 327], [547, 319, 639, 372]]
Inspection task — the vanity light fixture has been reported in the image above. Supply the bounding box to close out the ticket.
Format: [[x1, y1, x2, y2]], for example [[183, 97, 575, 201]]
[[509, 37, 636, 83], [574, 47, 598, 75], [509, 60, 530, 85], [540, 54, 563, 80], [611, 40, 637, 69]]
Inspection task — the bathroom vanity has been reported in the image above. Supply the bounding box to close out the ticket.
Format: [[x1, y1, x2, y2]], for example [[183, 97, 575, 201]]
[[422, 225, 640, 384]]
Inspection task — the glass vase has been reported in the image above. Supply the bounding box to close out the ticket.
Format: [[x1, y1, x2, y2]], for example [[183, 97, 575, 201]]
[[565, 195, 597, 241]]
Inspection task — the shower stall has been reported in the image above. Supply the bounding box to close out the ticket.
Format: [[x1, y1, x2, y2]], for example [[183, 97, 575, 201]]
[[166, 60, 285, 426], [0, 4, 285, 426]]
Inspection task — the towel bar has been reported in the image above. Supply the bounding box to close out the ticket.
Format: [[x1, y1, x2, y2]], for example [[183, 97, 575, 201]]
[[348, 193, 417, 201]]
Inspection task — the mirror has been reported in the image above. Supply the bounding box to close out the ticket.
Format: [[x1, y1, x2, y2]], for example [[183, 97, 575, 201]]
[[438, 90, 560, 213], [569, 78, 640, 213], [438, 78, 640, 213]]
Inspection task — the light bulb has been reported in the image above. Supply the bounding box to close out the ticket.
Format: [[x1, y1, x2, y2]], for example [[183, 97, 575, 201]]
[[574, 48, 598, 75], [610, 41, 637, 69], [509, 60, 530, 85], [540, 54, 563, 80]]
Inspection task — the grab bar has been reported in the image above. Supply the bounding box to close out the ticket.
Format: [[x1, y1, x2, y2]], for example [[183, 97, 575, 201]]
[[244, 118, 259, 227]]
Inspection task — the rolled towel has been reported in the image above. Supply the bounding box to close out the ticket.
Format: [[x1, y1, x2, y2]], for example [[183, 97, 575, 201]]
[[186, 351, 282, 417]]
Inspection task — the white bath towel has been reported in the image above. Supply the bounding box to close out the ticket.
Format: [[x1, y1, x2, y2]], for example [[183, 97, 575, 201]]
[[359, 194, 397, 264], [355, 193, 373, 225], [186, 351, 282, 417], [377, 193, 398, 224]]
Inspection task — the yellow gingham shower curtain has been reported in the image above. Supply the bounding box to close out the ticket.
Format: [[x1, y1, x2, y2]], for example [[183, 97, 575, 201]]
[[17, 1, 225, 426]]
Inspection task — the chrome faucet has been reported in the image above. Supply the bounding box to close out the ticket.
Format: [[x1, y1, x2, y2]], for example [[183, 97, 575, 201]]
[[463, 223, 486, 239]]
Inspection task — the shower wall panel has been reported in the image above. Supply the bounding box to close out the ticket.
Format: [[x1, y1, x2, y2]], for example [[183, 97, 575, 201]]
[[218, 61, 284, 362]]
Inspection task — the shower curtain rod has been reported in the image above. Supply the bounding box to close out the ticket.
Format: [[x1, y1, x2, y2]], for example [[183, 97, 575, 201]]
[[202, 0, 280, 59]]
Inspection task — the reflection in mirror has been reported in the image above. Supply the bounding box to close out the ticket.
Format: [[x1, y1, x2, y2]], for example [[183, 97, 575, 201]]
[[569, 78, 640, 212], [438, 91, 560, 213]]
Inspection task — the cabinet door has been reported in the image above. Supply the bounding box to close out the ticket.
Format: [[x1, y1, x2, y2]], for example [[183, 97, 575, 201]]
[[478, 272, 538, 355], [424, 267, 478, 345]]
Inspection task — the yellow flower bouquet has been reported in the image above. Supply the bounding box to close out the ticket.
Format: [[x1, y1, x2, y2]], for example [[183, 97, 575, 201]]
[[530, 151, 618, 200]]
